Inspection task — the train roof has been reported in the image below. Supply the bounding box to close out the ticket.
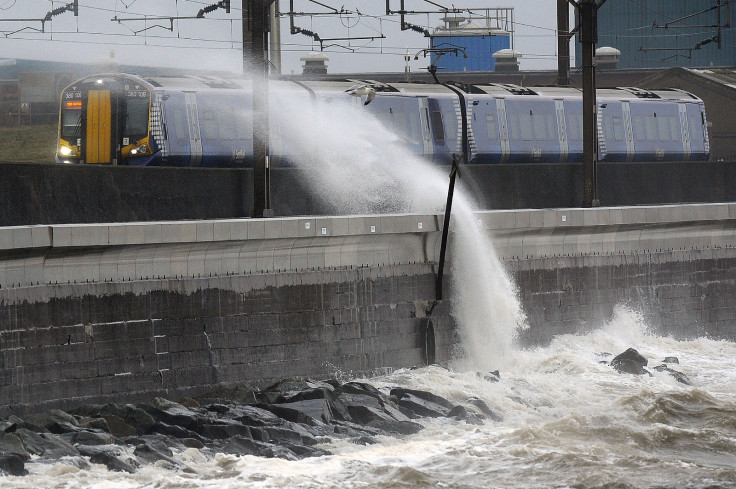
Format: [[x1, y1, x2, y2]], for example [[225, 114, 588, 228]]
[[62, 73, 703, 104]]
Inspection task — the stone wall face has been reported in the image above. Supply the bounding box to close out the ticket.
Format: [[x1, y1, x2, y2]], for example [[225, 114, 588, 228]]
[[509, 249, 736, 347], [0, 265, 455, 417]]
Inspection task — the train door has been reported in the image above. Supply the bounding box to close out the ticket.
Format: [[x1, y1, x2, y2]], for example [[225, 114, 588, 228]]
[[86, 90, 111, 164]]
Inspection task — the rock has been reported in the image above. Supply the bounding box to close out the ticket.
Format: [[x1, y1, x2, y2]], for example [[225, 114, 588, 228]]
[[152, 421, 206, 442], [610, 348, 648, 375], [258, 401, 324, 426], [78, 417, 110, 432], [0, 454, 26, 476], [390, 388, 455, 417], [194, 418, 251, 439], [68, 430, 116, 446], [367, 419, 423, 435], [232, 405, 287, 427], [77, 445, 137, 473], [102, 415, 138, 438], [215, 435, 271, 457], [477, 370, 501, 382], [0, 433, 30, 461], [24, 410, 78, 431], [653, 364, 692, 385], [15, 428, 78, 458], [663, 356, 680, 364], [139, 399, 199, 431], [467, 397, 503, 422], [134, 442, 194, 472]]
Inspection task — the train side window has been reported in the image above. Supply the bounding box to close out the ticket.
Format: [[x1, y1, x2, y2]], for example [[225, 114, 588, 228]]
[[657, 116, 670, 141], [566, 113, 582, 141], [431, 111, 445, 142], [485, 113, 498, 140], [408, 110, 421, 141], [668, 116, 679, 141], [218, 109, 237, 140], [519, 113, 533, 140], [202, 110, 218, 139], [173, 110, 188, 141], [634, 116, 645, 142], [533, 114, 547, 140], [235, 112, 252, 139], [645, 116, 657, 142], [612, 116, 623, 141]]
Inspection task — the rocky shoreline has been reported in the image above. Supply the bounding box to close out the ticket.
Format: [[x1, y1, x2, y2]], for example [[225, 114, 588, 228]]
[[0, 376, 501, 476]]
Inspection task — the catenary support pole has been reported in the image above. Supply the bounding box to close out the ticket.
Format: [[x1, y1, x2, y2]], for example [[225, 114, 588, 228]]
[[244, 0, 273, 217], [557, 0, 571, 86], [580, 0, 599, 207]]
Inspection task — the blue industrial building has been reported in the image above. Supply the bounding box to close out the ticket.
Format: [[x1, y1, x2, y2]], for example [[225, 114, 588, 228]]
[[577, 0, 736, 69], [430, 13, 512, 72]]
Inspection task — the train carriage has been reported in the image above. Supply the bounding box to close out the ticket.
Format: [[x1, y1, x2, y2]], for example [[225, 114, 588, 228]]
[[57, 73, 710, 167]]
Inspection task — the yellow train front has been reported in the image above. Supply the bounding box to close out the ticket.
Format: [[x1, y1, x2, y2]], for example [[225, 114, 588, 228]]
[[57, 74, 155, 165]]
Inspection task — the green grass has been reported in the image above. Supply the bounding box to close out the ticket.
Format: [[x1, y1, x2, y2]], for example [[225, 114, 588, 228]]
[[0, 124, 58, 164]]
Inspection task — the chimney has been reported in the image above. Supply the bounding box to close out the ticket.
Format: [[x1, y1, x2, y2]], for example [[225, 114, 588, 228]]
[[492, 49, 521, 72], [300, 52, 329, 75]]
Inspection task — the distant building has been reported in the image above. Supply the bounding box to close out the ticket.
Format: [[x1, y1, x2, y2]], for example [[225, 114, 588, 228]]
[[578, 1, 736, 69], [429, 10, 513, 72]]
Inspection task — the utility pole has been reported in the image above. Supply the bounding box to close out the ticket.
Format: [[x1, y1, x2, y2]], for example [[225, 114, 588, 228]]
[[557, 0, 571, 86], [579, 0, 599, 207], [243, 0, 273, 217]]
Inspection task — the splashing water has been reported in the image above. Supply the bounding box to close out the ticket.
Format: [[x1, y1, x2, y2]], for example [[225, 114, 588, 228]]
[[272, 89, 527, 369]]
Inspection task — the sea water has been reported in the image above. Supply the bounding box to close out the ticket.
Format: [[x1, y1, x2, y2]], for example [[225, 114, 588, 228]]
[[4, 92, 736, 489]]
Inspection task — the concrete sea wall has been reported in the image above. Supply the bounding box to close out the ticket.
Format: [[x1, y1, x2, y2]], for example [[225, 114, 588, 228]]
[[483, 203, 736, 345], [0, 215, 453, 416], [2, 203, 736, 416]]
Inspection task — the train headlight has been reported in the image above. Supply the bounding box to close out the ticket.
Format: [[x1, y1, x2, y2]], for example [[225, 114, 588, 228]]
[[59, 146, 77, 157], [130, 144, 149, 156]]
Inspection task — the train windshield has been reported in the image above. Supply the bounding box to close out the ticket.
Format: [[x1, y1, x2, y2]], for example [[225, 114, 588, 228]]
[[124, 95, 150, 141], [61, 100, 82, 139]]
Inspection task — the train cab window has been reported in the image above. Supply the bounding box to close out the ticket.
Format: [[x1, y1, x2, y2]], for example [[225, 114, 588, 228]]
[[61, 103, 82, 139], [124, 97, 150, 141], [485, 114, 498, 140], [431, 111, 445, 142]]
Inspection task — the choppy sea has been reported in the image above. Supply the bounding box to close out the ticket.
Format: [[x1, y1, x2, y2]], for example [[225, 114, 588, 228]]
[[4, 306, 736, 489]]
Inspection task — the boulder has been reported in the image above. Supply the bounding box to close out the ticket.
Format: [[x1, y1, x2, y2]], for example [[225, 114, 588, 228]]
[[467, 397, 503, 422], [139, 399, 199, 431], [77, 445, 137, 473], [390, 388, 455, 418], [610, 348, 648, 375], [0, 454, 26, 476], [0, 433, 30, 461], [653, 364, 692, 385], [15, 428, 78, 458], [663, 356, 680, 364]]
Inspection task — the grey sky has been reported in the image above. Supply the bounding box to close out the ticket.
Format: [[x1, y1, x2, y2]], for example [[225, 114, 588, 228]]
[[0, 1, 570, 74]]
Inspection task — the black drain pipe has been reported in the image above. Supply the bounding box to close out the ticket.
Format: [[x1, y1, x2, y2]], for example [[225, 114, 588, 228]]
[[432, 153, 459, 306]]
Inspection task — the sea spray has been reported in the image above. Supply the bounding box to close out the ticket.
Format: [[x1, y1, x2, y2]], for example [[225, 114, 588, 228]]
[[270, 89, 526, 368]]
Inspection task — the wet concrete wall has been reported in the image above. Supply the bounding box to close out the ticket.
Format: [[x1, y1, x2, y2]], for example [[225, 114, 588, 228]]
[[4, 161, 736, 225], [481, 204, 736, 345], [0, 215, 453, 416]]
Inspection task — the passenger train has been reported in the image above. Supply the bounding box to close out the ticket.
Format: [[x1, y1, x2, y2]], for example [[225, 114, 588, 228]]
[[56, 73, 710, 166]]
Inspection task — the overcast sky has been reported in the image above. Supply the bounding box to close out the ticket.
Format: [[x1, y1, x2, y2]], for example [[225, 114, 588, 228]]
[[0, 0, 572, 74]]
